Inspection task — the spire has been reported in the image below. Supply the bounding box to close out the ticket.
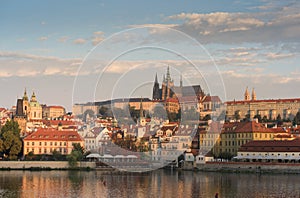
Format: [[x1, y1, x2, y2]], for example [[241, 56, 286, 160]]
[[180, 74, 183, 87], [252, 88, 256, 101], [139, 97, 144, 118], [31, 91, 37, 102], [23, 88, 28, 101], [166, 65, 171, 82], [244, 87, 250, 101], [155, 73, 158, 83]]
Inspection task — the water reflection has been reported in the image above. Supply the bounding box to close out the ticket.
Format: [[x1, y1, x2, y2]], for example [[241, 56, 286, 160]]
[[0, 170, 300, 197]]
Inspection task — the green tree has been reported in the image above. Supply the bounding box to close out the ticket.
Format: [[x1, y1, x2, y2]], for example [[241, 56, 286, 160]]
[[234, 111, 241, 120], [276, 114, 283, 125], [293, 111, 300, 126], [52, 150, 63, 161], [67, 143, 85, 167], [0, 120, 22, 160], [253, 114, 262, 122]]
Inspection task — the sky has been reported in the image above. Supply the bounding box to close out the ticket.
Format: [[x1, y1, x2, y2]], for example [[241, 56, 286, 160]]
[[0, 0, 300, 111]]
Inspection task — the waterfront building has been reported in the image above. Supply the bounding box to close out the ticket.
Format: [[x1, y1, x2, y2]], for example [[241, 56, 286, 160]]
[[83, 127, 110, 152], [226, 87, 300, 120], [236, 139, 300, 162], [200, 120, 288, 157], [23, 128, 84, 156], [149, 123, 195, 165]]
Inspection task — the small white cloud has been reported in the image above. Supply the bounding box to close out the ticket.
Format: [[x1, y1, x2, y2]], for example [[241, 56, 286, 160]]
[[73, 38, 87, 44], [58, 36, 69, 43], [92, 31, 105, 46]]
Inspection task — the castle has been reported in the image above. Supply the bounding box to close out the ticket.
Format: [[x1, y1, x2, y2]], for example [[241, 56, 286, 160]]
[[152, 66, 205, 101]]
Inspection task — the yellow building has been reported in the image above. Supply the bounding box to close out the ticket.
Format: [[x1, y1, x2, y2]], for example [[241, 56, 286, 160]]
[[23, 128, 84, 156], [226, 87, 300, 120], [200, 120, 287, 157]]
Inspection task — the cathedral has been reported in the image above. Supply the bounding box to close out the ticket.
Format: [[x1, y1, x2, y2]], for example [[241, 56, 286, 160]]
[[152, 66, 205, 101]]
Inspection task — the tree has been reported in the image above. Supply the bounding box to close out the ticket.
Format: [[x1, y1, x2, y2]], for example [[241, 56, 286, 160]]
[[234, 111, 241, 121], [253, 114, 262, 122], [262, 115, 268, 123], [67, 143, 85, 167], [276, 114, 283, 126], [293, 111, 300, 126], [0, 120, 22, 160]]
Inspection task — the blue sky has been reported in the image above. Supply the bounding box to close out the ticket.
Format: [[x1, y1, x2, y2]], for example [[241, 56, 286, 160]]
[[0, 0, 300, 111]]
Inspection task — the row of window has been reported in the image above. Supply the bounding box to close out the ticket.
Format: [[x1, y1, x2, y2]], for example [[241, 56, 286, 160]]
[[26, 141, 67, 146], [26, 147, 67, 154]]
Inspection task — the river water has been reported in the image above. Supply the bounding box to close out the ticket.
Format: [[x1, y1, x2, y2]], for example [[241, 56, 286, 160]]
[[0, 169, 299, 198]]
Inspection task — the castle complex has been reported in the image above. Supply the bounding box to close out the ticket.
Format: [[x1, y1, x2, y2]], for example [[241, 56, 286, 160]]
[[226, 87, 300, 120]]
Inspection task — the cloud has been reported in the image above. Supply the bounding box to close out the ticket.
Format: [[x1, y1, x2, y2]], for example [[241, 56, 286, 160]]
[[38, 36, 48, 41], [58, 36, 69, 43], [73, 38, 87, 44], [155, 3, 300, 45], [0, 51, 81, 77], [92, 31, 105, 46], [264, 52, 295, 60]]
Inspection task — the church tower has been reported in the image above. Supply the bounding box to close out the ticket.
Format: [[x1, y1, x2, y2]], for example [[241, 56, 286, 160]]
[[152, 73, 161, 100], [22, 88, 29, 116], [165, 66, 174, 99], [251, 88, 256, 101], [244, 87, 250, 101], [162, 75, 166, 100], [139, 98, 146, 126]]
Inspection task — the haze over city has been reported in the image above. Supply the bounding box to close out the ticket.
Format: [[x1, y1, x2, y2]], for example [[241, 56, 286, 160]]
[[1, 0, 300, 111]]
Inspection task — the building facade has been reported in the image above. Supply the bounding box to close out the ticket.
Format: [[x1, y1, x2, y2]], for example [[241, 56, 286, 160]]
[[236, 139, 300, 162], [23, 128, 84, 156], [200, 120, 287, 157], [226, 87, 300, 120]]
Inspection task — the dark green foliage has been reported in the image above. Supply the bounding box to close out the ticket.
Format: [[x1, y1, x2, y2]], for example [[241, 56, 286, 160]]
[[0, 120, 22, 160]]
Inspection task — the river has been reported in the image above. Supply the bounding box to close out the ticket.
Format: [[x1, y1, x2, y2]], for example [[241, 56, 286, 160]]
[[0, 169, 299, 198]]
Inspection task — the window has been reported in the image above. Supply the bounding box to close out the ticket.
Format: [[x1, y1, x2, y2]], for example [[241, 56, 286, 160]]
[[45, 142, 47, 146], [39, 142, 42, 146], [32, 142, 34, 146]]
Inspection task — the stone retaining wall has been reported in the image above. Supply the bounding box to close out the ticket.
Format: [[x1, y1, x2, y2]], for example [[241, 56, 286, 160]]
[[0, 161, 96, 169], [196, 162, 300, 173]]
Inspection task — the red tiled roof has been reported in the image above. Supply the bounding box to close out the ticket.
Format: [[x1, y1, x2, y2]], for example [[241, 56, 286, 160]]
[[47, 105, 65, 109], [24, 128, 83, 141], [239, 139, 300, 152], [202, 95, 221, 103], [42, 120, 75, 126], [222, 121, 285, 134]]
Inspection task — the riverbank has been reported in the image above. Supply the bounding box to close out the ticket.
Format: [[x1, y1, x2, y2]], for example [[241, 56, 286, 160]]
[[195, 162, 300, 174], [0, 161, 96, 170]]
